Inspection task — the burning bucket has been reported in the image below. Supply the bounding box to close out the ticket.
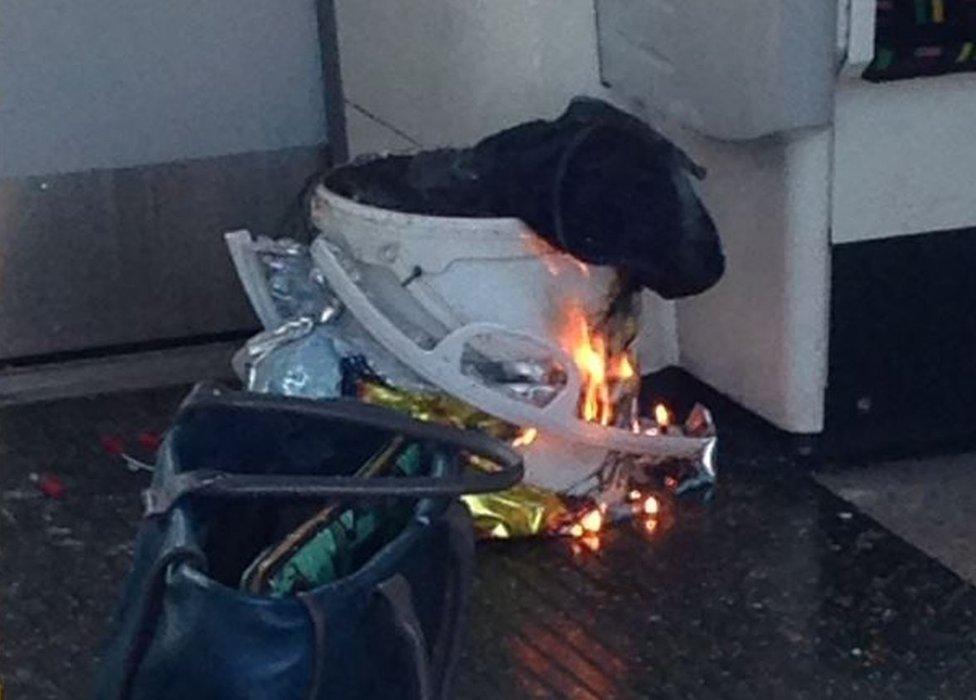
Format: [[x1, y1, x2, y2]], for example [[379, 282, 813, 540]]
[[307, 184, 711, 492]]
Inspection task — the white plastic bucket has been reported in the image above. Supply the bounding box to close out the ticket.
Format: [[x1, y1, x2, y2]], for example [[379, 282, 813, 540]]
[[309, 184, 619, 343]]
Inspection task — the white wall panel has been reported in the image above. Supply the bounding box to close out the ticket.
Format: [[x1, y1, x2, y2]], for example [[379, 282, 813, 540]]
[[0, 0, 327, 177]]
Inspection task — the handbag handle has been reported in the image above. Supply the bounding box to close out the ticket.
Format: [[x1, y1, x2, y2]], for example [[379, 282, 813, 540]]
[[372, 504, 475, 700], [368, 502, 475, 700], [426, 503, 474, 699], [142, 386, 523, 517], [294, 503, 473, 700], [374, 575, 434, 700], [117, 547, 208, 700]]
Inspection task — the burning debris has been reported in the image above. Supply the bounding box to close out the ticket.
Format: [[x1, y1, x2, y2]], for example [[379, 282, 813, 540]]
[[226, 229, 716, 541], [225, 98, 722, 542]]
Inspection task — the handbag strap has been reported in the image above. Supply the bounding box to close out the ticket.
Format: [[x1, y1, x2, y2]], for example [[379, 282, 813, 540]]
[[118, 546, 208, 700], [289, 502, 472, 700], [178, 385, 523, 465], [143, 387, 524, 517], [143, 454, 519, 517], [296, 591, 329, 700], [374, 575, 434, 700], [426, 502, 474, 699]]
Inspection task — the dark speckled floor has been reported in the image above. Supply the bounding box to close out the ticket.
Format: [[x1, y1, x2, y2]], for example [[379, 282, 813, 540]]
[[2, 386, 976, 698]]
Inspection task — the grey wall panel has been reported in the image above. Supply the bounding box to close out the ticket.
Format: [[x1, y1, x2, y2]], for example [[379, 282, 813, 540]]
[[0, 146, 328, 361], [0, 0, 327, 178]]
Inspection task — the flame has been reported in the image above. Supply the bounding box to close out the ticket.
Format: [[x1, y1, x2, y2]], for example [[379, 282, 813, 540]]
[[643, 495, 660, 516], [560, 306, 636, 427], [580, 509, 603, 534], [512, 427, 539, 448], [654, 404, 670, 428], [567, 310, 611, 425], [570, 533, 602, 555], [613, 355, 635, 380], [557, 306, 678, 438], [525, 235, 564, 276]]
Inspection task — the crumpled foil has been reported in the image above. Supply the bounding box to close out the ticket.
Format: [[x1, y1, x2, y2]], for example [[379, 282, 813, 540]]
[[357, 380, 519, 441], [567, 403, 718, 505], [358, 378, 582, 538], [462, 483, 573, 539], [234, 236, 431, 393], [358, 379, 716, 538], [233, 318, 343, 399], [252, 236, 338, 324], [652, 403, 717, 498]]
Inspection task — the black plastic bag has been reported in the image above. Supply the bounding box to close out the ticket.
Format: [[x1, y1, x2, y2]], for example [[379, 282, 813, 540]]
[[325, 97, 724, 299]]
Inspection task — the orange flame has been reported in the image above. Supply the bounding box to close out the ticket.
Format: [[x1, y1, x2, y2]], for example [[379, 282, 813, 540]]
[[614, 355, 635, 380], [564, 308, 611, 425], [560, 307, 638, 427], [557, 306, 679, 435]]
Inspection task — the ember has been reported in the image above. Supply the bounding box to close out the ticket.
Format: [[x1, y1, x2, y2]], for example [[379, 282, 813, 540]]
[[643, 495, 660, 516], [512, 427, 539, 448], [654, 404, 670, 429], [580, 508, 604, 534]]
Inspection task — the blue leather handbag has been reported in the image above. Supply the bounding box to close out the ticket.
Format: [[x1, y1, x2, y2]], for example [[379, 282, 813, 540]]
[[93, 384, 522, 700]]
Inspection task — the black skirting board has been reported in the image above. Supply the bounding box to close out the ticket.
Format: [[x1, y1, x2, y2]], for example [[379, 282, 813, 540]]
[[826, 226, 976, 459]]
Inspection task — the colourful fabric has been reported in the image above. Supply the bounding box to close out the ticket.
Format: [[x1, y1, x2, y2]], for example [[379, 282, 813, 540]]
[[866, 0, 976, 80]]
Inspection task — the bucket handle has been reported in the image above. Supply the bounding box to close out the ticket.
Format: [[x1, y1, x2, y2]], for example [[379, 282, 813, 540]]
[[310, 238, 711, 459]]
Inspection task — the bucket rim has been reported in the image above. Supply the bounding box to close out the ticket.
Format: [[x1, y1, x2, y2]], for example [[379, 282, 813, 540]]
[[313, 183, 531, 234]]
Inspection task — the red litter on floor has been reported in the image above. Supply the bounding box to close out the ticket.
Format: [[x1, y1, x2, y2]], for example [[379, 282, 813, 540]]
[[100, 435, 125, 456], [38, 473, 66, 500], [136, 431, 163, 452]]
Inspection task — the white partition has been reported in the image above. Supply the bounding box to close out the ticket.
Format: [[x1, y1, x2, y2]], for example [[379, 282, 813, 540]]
[[0, 0, 327, 178], [832, 73, 976, 243], [333, 0, 608, 153], [674, 128, 832, 433], [596, 0, 837, 140]]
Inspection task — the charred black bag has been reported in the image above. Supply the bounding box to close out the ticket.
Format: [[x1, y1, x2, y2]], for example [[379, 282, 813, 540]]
[[94, 384, 522, 700]]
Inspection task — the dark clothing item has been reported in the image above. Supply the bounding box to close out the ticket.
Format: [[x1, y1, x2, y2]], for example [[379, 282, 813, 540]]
[[325, 98, 724, 300]]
